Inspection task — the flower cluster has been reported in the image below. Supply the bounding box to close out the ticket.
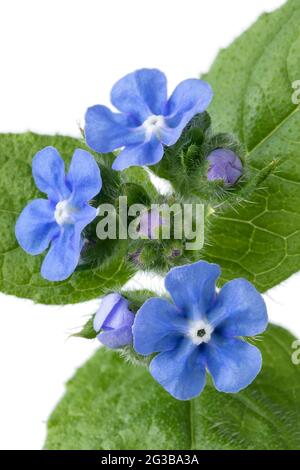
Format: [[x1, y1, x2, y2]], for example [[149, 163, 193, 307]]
[[16, 69, 220, 281], [14, 68, 264, 401]]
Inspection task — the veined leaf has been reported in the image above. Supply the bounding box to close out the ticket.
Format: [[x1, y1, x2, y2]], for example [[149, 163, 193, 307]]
[[202, 0, 300, 291], [45, 325, 300, 450]]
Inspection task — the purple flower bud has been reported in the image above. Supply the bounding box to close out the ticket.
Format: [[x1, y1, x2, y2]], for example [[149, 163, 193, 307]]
[[207, 149, 243, 186], [138, 209, 167, 239], [93, 293, 134, 349], [171, 248, 181, 258], [128, 248, 143, 266]]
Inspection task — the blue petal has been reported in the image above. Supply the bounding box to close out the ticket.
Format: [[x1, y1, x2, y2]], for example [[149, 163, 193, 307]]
[[41, 205, 96, 281], [97, 325, 133, 349], [103, 300, 134, 330], [205, 336, 262, 393], [73, 203, 97, 226], [111, 68, 167, 122], [67, 149, 102, 206], [208, 279, 268, 337], [163, 79, 213, 145], [159, 125, 184, 147], [164, 261, 221, 320], [112, 138, 164, 171], [32, 147, 70, 202], [133, 298, 186, 356], [93, 293, 123, 332], [41, 226, 80, 282], [85, 105, 144, 153], [149, 339, 206, 400], [15, 199, 59, 255]]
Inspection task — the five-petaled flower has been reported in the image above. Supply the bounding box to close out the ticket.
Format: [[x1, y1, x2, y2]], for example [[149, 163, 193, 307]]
[[15, 146, 102, 282], [207, 148, 243, 186], [133, 261, 268, 400], [94, 293, 134, 349], [85, 68, 213, 171]]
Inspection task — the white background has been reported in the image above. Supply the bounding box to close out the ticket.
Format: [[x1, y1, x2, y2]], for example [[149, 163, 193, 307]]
[[0, 0, 297, 450]]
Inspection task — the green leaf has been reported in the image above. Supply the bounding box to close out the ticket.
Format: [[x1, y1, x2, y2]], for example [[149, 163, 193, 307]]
[[45, 324, 300, 450], [0, 133, 134, 304], [201, 0, 300, 291]]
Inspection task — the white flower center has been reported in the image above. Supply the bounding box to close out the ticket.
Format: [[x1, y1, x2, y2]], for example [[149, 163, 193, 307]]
[[54, 200, 77, 225], [187, 320, 214, 346], [143, 115, 165, 139]]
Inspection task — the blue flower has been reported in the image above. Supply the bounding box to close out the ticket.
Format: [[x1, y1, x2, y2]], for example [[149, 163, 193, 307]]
[[85, 68, 213, 171], [15, 146, 102, 282], [207, 148, 243, 186], [133, 261, 268, 400], [94, 293, 134, 349]]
